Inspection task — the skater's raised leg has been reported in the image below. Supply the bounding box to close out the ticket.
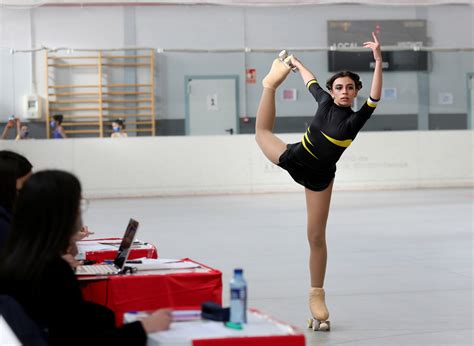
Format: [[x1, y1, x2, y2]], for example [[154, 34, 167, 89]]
[[255, 56, 292, 164]]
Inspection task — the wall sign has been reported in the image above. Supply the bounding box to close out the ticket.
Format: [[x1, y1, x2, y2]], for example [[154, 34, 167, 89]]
[[327, 20, 428, 71]]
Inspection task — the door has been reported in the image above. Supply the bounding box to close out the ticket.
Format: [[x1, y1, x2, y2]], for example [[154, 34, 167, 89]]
[[185, 76, 238, 135], [468, 73, 474, 129]]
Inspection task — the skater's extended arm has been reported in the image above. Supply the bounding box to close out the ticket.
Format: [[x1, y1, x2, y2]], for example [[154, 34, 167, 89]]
[[291, 57, 317, 86], [364, 32, 382, 101]]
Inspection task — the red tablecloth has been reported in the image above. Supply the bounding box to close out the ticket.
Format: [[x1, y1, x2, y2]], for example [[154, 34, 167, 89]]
[[79, 259, 222, 326], [78, 238, 158, 263], [193, 336, 304, 346]]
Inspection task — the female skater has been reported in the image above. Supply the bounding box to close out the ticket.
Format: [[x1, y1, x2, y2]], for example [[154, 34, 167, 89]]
[[255, 33, 382, 331]]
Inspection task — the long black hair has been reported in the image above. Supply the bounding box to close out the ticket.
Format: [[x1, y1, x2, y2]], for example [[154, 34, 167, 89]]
[[0, 150, 32, 211], [0, 170, 81, 282]]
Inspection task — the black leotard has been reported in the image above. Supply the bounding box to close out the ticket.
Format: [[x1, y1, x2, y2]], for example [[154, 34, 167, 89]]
[[278, 79, 378, 191]]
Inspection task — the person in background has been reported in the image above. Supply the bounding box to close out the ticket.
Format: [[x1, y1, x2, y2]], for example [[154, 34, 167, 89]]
[[0, 150, 33, 252], [51, 114, 67, 139], [15, 119, 30, 140], [0, 170, 171, 345], [1, 116, 28, 140], [111, 119, 128, 138]]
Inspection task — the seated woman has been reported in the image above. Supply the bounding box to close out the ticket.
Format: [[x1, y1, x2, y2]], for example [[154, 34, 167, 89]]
[[0, 170, 171, 345]]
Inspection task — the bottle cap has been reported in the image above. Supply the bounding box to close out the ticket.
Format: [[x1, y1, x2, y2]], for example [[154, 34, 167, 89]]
[[234, 268, 243, 275]]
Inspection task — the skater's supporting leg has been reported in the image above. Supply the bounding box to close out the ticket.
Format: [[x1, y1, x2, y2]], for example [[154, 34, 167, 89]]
[[305, 180, 334, 288], [255, 58, 292, 164]]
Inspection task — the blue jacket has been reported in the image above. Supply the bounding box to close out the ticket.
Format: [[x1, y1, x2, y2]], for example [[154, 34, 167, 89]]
[[0, 205, 12, 252]]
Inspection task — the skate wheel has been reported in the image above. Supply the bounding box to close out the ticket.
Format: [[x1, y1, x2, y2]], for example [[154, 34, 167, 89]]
[[319, 320, 330, 331], [312, 319, 319, 331], [279, 50, 288, 60], [310, 319, 331, 332]]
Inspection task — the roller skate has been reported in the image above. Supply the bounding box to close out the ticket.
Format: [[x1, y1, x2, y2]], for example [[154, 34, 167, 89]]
[[262, 53, 293, 90], [278, 50, 298, 72], [307, 287, 331, 331]]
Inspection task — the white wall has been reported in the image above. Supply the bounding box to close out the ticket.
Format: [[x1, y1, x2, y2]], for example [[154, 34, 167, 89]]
[[0, 9, 32, 118], [1, 131, 472, 198], [1, 4, 474, 121]]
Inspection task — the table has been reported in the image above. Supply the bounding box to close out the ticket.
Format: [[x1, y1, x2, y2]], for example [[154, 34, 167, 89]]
[[125, 308, 305, 346], [79, 259, 222, 326], [77, 238, 158, 263]]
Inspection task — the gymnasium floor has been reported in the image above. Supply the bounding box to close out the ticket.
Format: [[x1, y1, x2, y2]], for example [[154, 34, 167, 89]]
[[84, 187, 473, 345]]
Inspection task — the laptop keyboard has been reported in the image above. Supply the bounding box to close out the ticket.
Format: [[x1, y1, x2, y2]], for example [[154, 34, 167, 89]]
[[76, 264, 118, 275]]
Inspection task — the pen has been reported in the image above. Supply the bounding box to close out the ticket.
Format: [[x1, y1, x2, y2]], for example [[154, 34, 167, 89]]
[[171, 310, 201, 321]]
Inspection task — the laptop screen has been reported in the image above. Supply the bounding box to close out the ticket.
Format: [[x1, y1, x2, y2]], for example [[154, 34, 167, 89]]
[[113, 218, 139, 269]]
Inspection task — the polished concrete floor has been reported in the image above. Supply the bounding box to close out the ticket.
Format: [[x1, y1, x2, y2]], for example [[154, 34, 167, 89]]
[[84, 188, 473, 345]]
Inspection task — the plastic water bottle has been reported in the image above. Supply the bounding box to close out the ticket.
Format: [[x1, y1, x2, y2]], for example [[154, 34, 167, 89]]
[[230, 268, 247, 324]]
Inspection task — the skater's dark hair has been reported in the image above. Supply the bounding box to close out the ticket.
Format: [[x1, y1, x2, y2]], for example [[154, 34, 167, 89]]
[[326, 71, 362, 91]]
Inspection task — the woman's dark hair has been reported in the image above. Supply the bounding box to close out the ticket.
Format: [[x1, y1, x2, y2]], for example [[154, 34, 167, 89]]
[[326, 71, 362, 91], [53, 114, 63, 124], [0, 170, 81, 282], [113, 118, 125, 129], [0, 150, 32, 211]]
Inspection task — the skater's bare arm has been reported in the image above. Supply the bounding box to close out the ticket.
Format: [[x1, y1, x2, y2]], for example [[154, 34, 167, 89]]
[[291, 57, 317, 86], [1, 121, 13, 140], [364, 32, 382, 101]]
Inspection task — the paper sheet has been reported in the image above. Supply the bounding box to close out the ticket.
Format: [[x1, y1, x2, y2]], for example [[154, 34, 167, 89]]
[[94, 239, 148, 246], [76, 241, 118, 252], [127, 258, 201, 271]]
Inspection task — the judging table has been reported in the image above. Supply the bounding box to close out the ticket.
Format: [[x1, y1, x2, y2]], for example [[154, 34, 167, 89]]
[[79, 258, 222, 326], [125, 308, 305, 346], [77, 238, 158, 262]]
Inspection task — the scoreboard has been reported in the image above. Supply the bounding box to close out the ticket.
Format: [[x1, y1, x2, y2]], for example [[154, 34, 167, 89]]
[[327, 20, 428, 72]]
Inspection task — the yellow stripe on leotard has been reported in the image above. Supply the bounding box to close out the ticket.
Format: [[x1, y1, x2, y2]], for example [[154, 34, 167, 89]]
[[321, 131, 352, 148], [304, 131, 314, 147], [301, 129, 318, 159], [302, 137, 318, 159], [366, 98, 378, 108], [306, 79, 318, 89]]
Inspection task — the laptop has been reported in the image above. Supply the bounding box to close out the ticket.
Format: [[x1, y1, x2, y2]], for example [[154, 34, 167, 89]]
[[75, 218, 139, 276]]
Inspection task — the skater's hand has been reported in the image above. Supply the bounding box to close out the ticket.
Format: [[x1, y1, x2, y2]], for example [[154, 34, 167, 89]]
[[363, 32, 382, 62], [290, 56, 303, 69]]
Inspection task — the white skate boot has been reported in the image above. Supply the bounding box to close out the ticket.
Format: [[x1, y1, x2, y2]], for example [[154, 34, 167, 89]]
[[307, 287, 331, 331], [278, 50, 297, 71], [262, 55, 293, 90]]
